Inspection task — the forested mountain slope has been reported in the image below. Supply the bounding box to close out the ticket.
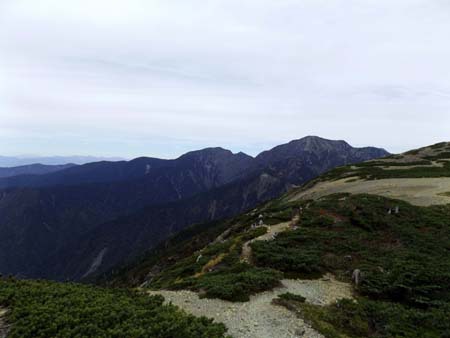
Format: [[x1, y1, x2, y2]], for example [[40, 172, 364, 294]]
[[0, 136, 388, 280]]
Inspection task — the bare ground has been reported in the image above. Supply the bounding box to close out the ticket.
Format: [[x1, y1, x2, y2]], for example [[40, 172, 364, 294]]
[[289, 177, 450, 206], [148, 274, 352, 338]]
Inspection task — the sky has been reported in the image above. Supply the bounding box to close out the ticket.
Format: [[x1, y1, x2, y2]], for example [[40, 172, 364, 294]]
[[1, 0, 450, 159]]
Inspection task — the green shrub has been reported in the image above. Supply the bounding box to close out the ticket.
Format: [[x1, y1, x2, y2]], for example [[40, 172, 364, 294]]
[[253, 194, 450, 307], [294, 298, 450, 338], [278, 292, 306, 303], [188, 264, 282, 302], [251, 239, 322, 275], [0, 279, 228, 338]]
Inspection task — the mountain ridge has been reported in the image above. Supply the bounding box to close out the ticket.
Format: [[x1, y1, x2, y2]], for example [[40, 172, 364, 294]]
[[0, 155, 124, 167], [0, 163, 76, 178], [102, 140, 450, 288], [0, 136, 389, 280], [0, 136, 388, 189]]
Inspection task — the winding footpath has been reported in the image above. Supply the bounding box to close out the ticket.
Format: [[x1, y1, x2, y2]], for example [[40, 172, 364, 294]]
[[148, 275, 352, 338], [148, 217, 352, 338], [241, 217, 298, 264]]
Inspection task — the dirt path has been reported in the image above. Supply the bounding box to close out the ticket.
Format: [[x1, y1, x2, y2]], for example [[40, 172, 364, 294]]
[[148, 274, 352, 338], [241, 218, 298, 264], [0, 308, 9, 338], [289, 177, 450, 206]]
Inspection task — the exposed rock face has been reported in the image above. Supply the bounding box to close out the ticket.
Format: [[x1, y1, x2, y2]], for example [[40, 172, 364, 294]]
[[0, 137, 389, 280]]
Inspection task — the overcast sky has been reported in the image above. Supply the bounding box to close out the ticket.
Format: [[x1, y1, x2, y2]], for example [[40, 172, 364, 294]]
[[1, 0, 449, 159]]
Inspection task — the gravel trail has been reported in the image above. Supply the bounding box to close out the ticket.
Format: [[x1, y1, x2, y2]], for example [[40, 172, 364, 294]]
[[148, 275, 352, 338], [240, 221, 292, 264]]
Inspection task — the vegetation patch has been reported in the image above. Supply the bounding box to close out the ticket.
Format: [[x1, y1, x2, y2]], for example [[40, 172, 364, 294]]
[[315, 146, 450, 182], [320, 158, 450, 181], [354, 160, 432, 167], [430, 142, 448, 149], [98, 218, 233, 287], [148, 225, 281, 301], [424, 152, 450, 161], [251, 232, 323, 277], [277, 298, 450, 338], [0, 278, 228, 338], [187, 264, 282, 302], [251, 194, 450, 337], [278, 292, 306, 303], [262, 204, 294, 225]]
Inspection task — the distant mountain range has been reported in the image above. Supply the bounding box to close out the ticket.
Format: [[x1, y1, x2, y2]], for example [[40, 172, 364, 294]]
[[0, 163, 76, 179], [0, 155, 124, 167], [0, 136, 389, 281]]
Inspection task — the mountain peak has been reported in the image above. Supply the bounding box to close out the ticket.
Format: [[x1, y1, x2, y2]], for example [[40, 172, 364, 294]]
[[255, 136, 388, 165], [288, 136, 351, 152], [178, 147, 253, 162], [178, 147, 233, 160]]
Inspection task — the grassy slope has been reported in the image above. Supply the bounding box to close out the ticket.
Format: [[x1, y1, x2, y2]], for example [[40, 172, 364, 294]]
[[261, 194, 450, 337], [136, 193, 450, 337], [318, 142, 450, 182]]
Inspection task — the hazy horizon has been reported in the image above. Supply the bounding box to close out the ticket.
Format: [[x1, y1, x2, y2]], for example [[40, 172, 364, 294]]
[[2, 134, 396, 160], [2, 0, 450, 159]]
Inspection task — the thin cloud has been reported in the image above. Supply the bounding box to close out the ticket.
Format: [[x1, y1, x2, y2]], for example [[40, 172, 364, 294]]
[[1, 0, 449, 158]]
